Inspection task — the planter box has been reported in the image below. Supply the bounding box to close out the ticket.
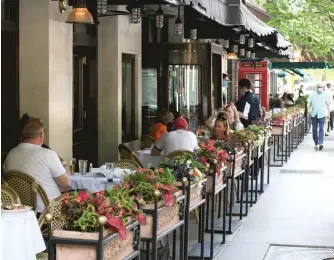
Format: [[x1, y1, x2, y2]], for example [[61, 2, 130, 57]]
[[54, 226, 135, 260], [188, 179, 207, 209], [226, 150, 246, 177], [206, 168, 224, 192], [271, 124, 287, 135], [140, 191, 183, 239]]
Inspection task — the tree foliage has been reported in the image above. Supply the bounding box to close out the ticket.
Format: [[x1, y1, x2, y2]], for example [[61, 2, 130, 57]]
[[264, 0, 334, 58]]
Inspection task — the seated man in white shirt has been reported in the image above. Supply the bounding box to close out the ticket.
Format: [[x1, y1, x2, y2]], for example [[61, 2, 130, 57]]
[[151, 117, 199, 156], [4, 117, 71, 213]]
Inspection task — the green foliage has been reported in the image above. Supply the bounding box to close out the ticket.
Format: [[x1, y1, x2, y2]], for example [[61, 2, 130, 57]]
[[264, 0, 334, 58]]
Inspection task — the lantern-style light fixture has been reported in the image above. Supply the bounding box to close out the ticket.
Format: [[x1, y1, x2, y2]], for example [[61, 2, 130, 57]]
[[190, 28, 197, 40], [248, 37, 254, 48], [233, 44, 238, 53], [97, 0, 108, 15], [223, 39, 230, 49], [130, 2, 141, 24], [156, 4, 164, 29], [239, 33, 246, 45], [240, 48, 245, 56], [174, 7, 183, 36], [251, 52, 256, 59], [66, 0, 94, 24], [227, 52, 238, 60], [246, 50, 251, 59]]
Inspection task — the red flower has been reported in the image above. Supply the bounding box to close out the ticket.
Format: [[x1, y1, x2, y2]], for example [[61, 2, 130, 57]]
[[199, 156, 207, 165], [75, 197, 82, 203], [78, 190, 90, 202], [163, 192, 176, 207], [136, 213, 146, 225], [106, 216, 127, 240]]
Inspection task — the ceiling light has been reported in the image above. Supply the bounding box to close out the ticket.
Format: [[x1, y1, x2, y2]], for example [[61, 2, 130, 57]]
[[66, 0, 94, 24]]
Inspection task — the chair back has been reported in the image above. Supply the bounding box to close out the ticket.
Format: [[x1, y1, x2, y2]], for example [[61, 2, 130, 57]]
[[140, 135, 155, 149], [1, 184, 21, 205], [114, 159, 141, 171], [166, 150, 194, 160], [118, 144, 144, 168], [4, 170, 49, 212], [38, 195, 66, 232]]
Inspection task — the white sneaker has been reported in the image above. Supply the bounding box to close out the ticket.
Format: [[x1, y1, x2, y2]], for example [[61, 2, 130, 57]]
[[315, 145, 319, 150]]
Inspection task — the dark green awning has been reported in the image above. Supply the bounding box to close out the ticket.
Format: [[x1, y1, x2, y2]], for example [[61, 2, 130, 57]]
[[272, 62, 334, 69], [289, 68, 304, 77]]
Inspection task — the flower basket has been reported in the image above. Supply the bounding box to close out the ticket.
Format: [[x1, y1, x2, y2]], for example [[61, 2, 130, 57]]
[[53, 220, 138, 260], [140, 190, 183, 238], [188, 178, 207, 209], [271, 124, 287, 135]]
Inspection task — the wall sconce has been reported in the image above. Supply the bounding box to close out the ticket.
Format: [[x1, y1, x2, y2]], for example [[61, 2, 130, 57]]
[[174, 7, 182, 36], [97, 0, 108, 15], [156, 4, 164, 29], [246, 50, 251, 59], [66, 0, 94, 24], [130, 3, 141, 24], [240, 48, 245, 56], [233, 44, 238, 53], [223, 39, 230, 49], [190, 28, 197, 40], [239, 34, 246, 45], [227, 52, 238, 60], [248, 37, 254, 48]]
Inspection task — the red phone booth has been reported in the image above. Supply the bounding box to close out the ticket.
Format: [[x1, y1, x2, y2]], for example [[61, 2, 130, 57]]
[[238, 61, 270, 110]]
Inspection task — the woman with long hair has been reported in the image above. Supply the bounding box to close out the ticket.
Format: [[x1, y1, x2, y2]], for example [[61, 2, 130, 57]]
[[211, 112, 230, 141], [223, 103, 244, 131]]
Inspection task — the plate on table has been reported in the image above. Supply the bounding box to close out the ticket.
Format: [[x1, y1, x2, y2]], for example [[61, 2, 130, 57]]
[[1, 204, 33, 214]]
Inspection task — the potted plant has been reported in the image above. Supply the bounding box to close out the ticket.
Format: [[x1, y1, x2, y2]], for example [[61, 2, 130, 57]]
[[270, 112, 287, 135], [121, 167, 184, 239], [197, 140, 229, 190], [54, 189, 143, 260]]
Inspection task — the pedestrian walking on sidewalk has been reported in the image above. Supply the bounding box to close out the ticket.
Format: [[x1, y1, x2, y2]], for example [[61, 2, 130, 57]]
[[307, 83, 331, 150]]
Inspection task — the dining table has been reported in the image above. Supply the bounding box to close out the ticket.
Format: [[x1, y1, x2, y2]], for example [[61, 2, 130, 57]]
[[1, 209, 46, 260], [136, 149, 165, 168]]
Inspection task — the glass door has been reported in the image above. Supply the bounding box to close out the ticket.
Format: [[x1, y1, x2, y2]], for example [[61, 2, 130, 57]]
[[244, 73, 263, 103], [168, 65, 201, 131]]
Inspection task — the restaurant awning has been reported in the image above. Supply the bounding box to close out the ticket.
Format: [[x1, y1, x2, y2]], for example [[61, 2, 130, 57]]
[[272, 62, 334, 69]]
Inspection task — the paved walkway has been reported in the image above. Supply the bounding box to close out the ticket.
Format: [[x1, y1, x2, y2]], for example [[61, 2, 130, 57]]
[[217, 133, 334, 259]]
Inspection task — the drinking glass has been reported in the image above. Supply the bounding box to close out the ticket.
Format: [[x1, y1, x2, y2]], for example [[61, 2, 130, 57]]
[[105, 163, 115, 178], [69, 158, 76, 174], [79, 160, 88, 175]]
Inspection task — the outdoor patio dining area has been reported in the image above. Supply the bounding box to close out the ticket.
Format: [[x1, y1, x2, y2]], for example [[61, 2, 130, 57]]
[[0, 107, 309, 260]]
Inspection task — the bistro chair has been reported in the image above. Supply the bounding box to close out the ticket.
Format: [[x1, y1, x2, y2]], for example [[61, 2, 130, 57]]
[[140, 135, 155, 149], [1, 183, 21, 205], [4, 170, 49, 214], [114, 159, 141, 171], [166, 150, 194, 160], [118, 144, 144, 168], [37, 195, 65, 260]]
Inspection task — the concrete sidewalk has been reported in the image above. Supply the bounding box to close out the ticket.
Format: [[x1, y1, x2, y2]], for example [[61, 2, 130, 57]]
[[216, 133, 334, 259]]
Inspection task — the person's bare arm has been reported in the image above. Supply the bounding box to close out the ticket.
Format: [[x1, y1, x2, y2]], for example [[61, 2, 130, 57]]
[[327, 103, 331, 119], [54, 173, 71, 192], [205, 115, 215, 131]]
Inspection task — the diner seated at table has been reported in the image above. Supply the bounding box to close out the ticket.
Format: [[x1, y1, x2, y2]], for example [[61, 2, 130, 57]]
[[151, 117, 199, 156], [150, 109, 169, 141], [205, 107, 225, 132], [210, 113, 231, 141], [18, 113, 67, 166], [4, 117, 71, 212]]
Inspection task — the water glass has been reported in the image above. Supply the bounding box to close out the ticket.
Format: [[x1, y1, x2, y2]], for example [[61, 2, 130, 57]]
[[79, 160, 88, 175], [69, 158, 76, 174], [105, 163, 115, 178]]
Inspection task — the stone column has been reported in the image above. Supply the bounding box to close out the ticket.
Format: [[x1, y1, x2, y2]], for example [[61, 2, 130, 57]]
[[19, 0, 73, 160], [98, 8, 142, 164]]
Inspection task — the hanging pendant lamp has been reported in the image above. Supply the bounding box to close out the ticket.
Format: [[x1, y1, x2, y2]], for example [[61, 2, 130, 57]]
[[66, 0, 94, 24], [174, 7, 183, 36], [156, 4, 164, 29]]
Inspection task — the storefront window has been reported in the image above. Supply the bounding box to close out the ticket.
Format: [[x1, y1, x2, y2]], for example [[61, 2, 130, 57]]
[[122, 54, 136, 142], [168, 65, 201, 131]]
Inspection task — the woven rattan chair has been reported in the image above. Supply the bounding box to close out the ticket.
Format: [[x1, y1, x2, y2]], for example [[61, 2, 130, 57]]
[[118, 144, 144, 168], [4, 170, 49, 213], [114, 159, 141, 171], [166, 150, 195, 160], [37, 195, 65, 260], [1, 184, 21, 205], [140, 135, 155, 149]]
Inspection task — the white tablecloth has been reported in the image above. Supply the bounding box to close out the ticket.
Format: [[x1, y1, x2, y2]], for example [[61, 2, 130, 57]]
[[136, 149, 165, 168], [70, 175, 114, 193], [1, 210, 46, 260]]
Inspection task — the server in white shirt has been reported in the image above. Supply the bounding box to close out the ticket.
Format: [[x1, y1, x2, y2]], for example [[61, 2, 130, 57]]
[[151, 117, 199, 156], [4, 117, 71, 212]]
